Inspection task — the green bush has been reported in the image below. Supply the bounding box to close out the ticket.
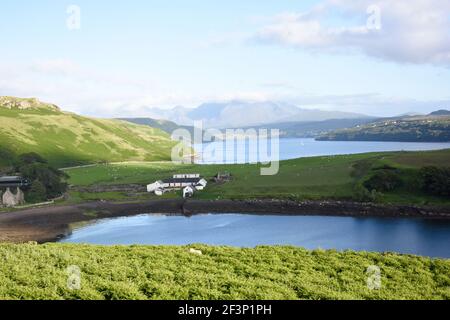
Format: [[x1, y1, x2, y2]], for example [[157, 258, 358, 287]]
[[420, 166, 450, 197], [353, 183, 379, 202], [364, 170, 402, 192], [20, 162, 68, 199], [26, 180, 47, 203]]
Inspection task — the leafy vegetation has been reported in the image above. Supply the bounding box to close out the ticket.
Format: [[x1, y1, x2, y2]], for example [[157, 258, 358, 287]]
[[1, 152, 69, 203], [0, 243, 448, 300], [420, 167, 450, 197], [0, 97, 176, 167], [64, 149, 450, 206], [363, 169, 403, 192], [318, 115, 450, 142]]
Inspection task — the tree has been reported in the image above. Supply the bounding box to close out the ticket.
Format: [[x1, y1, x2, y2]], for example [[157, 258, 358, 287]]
[[420, 166, 450, 197], [26, 180, 47, 203], [19, 162, 68, 199], [364, 170, 402, 192], [15, 153, 68, 201], [353, 183, 380, 202]]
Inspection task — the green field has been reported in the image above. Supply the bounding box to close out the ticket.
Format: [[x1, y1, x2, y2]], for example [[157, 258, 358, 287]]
[[0, 243, 448, 300], [0, 97, 176, 168], [65, 149, 450, 206]]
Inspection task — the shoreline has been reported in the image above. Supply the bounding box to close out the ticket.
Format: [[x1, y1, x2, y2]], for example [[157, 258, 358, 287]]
[[1, 199, 450, 243]]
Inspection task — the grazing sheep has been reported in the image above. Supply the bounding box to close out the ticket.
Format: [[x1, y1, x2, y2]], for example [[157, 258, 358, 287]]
[[189, 248, 203, 256]]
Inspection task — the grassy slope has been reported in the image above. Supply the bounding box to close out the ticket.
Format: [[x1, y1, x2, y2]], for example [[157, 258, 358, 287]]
[[0, 104, 176, 168], [119, 117, 197, 137], [0, 244, 448, 300], [65, 149, 450, 206]]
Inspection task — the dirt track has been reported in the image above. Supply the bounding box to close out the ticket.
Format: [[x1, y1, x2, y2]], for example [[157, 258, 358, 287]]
[[1, 199, 449, 243]]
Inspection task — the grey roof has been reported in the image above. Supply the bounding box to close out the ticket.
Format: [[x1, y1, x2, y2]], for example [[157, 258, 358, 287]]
[[0, 176, 23, 183]]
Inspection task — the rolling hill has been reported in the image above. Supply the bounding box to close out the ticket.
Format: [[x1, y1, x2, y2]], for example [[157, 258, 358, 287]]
[[0, 97, 177, 168], [317, 112, 450, 142], [118, 117, 198, 139]]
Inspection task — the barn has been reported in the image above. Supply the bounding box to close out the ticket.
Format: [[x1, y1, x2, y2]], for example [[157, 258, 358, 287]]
[[147, 174, 207, 197]]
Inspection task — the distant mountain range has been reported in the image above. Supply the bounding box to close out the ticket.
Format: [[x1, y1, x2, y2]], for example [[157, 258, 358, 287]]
[[317, 111, 450, 142], [127, 105, 450, 142], [143, 101, 371, 128]]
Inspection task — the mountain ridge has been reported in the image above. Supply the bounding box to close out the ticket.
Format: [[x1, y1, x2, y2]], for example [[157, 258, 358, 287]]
[[143, 101, 371, 128]]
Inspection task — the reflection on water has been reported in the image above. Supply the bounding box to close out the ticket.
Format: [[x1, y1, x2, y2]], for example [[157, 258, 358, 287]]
[[61, 214, 450, 258]]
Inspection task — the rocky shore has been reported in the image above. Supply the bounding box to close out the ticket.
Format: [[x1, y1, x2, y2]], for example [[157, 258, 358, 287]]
[[0, 199, 449, 243]]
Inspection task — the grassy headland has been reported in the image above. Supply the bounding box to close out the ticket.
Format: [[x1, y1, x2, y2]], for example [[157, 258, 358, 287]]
[[318, 114, 450, 142], [65, 149, 450, 207], [0, 243, 448, 300]]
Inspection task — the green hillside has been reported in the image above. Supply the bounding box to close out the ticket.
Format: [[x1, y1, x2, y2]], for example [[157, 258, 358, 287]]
[[318, 114, 450, 142], [0, 97, 176, 168], [119, 117, 197, 138], [0, 244, 448, 300]]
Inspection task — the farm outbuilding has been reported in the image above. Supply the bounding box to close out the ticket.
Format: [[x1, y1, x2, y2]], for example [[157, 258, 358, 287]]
[[147, 174, 207, 198], [0, 176, 28, 207]]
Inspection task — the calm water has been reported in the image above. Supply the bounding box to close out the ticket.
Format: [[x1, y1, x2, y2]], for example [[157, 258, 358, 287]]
[[61, 214, 450, 258], [195, 138, 450, 164]]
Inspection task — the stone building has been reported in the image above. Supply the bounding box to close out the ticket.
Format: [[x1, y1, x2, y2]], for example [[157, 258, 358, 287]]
[[1, 187, 25, 207]]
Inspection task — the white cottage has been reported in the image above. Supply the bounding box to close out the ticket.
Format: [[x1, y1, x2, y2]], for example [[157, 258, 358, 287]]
[[183, 185, 195, 198], [147, 174, 207, 197]]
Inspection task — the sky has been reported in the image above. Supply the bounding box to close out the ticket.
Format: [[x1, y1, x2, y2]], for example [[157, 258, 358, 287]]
[[0, 0, 449, 117]]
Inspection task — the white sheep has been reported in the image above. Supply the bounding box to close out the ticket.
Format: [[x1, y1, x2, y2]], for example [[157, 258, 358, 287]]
[[189, 248, 203, 256]]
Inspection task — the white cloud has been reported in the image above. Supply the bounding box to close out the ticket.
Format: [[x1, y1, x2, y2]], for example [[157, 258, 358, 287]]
[[290, 93, 450, 116], [254, 0, 450, 66], [0, 59, 275, 117], [1, 57, 448, 118], [30, 59, 80, 76]]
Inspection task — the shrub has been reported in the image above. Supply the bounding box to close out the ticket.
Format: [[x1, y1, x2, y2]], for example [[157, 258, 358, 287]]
[[26, 180, 47, 203], [364, 170, 402, 192], [420, 166, 450, 197], [353, 183, 379, 202], [20, 162, 68, 199]]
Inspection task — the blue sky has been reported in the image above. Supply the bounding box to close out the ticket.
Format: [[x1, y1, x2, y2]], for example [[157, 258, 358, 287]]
[[0, 0, 449, 117]]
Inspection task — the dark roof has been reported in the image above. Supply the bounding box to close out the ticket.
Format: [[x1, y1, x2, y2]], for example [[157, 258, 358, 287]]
[[0, 176, 24, 183], [0, 176, 29, 188], [162, 178, 202, 184]]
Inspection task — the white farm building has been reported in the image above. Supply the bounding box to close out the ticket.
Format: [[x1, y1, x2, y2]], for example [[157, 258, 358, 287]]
[[147, 174, 207, 198]]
